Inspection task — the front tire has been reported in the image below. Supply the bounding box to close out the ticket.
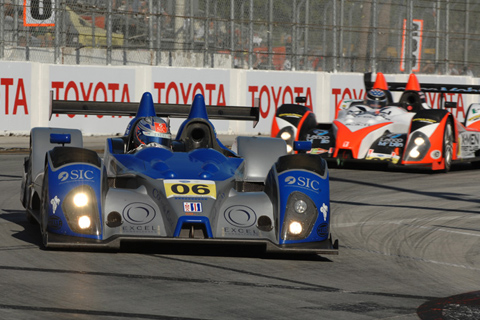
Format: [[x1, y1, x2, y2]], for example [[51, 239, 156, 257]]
[[442, 120, 453, 173]]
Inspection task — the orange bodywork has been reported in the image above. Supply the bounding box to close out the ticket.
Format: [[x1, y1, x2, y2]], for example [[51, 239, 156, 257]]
[[333, 121, 393, 158]]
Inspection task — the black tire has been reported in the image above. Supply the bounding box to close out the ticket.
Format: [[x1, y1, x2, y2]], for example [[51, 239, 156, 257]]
[[442, 120, 454, 173]]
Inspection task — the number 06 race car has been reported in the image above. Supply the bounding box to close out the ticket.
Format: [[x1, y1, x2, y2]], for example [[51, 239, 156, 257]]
[[272, 72, 480, 172], [20, 92, 338, 255]]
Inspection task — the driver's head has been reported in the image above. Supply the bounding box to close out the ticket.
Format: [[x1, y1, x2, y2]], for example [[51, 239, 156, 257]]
[[132, 117, 171, 149], [366, 89, 387, 108]]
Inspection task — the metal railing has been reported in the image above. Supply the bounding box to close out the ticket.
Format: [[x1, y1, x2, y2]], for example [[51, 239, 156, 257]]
[[1, 0, 479, 76]]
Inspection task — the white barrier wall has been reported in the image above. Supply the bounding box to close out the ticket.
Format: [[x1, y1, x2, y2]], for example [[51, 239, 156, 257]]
[[1, 61, 479, 135]]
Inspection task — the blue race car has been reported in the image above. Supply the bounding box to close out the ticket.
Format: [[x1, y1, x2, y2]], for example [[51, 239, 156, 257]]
[[20, 92, 338, 254]]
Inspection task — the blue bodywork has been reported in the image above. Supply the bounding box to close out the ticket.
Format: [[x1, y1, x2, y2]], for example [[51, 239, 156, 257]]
[[113, 148, 243, 180]]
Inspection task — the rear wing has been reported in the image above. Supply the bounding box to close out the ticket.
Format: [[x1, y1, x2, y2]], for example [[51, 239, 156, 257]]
[[50, 92, 260, 126], [364, 72, 480, 108], [364, 72, 480, 94]]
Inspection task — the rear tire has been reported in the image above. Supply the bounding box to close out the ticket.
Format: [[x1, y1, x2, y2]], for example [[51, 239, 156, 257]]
[[442, 120, 453, 173]]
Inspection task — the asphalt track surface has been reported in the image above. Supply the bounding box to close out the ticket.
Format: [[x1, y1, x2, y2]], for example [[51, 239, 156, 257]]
[[1, 149, 480, 319]]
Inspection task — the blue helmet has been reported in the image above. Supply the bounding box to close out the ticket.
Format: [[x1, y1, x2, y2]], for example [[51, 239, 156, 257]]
[[132, 117, 171, 149], [366, 89, 387, 108]]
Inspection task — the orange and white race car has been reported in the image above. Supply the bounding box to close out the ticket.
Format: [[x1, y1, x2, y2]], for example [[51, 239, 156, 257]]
[[272, 73, 480, 172]]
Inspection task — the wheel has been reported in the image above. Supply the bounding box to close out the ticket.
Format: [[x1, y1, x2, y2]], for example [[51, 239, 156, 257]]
[[442, 120, 453, 173]]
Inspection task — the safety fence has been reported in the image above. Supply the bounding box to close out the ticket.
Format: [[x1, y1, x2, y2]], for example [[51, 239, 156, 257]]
[[1, 0, 480, 76]]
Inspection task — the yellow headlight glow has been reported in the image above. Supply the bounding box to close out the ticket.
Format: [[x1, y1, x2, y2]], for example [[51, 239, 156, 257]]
[[289, 221, 303, 235], [409, 148, 420, 158], [73, 193, 89, 207], [414, 137, 425, 145], [281, 132, 292, 140], [78, 215, 91, 229]]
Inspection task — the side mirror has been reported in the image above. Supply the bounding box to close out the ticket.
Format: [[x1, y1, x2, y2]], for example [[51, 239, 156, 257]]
[[444, 101, 457, 109], [294, 140, 312, 153], [50, 133, 71, 145], [295, 96, 307, 104]]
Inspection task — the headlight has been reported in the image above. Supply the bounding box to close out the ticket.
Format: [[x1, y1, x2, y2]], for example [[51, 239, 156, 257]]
[[277, 127, 295, 154], [414, 137, 425, 145], [61, 185, 101, 235], [78, 215, 92, 229], [294, 200, 307, 214], [73, 193, 89, 207], [404, 131, 431, 162], [409, 148, 420, 158], [289, 221, 303, 235], [281, 191, 318, 241], [281, 131, 292, 140]]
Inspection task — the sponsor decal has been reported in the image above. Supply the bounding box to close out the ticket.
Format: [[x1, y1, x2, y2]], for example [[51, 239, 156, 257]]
[[378, 136, 404, 148], [278, 113, 302, 118], [365, 152, 399, 163], [184, 202, 203, 213], [248, 85, 314, 118], [58, 170, 94, 182], [223, 227, 258, 236], [51, 81, 131, 104], [50, 195, 60, 214], [320, 203, 328, 221], [317, 223, 329, 238], [174, 197, 205, 201], [122, 203, 156, 225], [345, 121, 372, 127], [307, 132, 330, 144], [48, 216, 62, 230], [224, 205, 256, 228], [309, 148, 328, 155], [122, 225, 157, 233], [164, 180, 216, 199], [461, 133, 480, 146], [413, 118, 437, 123], [154, 122, 168, 133], [343, 141, 350, 147], [467, 114, 480, 122], [284, 176, 321, 192], [311, 129, 330, 136]]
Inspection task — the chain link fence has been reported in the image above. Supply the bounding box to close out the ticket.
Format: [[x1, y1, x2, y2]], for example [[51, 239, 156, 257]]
[[1, 0, 479, 76]]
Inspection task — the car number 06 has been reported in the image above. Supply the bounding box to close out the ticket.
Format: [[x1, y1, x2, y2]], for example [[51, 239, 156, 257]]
[[171, 184, 210, 195], [164, 180, 216, 199]]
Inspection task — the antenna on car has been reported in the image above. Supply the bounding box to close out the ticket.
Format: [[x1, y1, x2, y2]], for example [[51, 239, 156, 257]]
[[295, 97, 307, 104]]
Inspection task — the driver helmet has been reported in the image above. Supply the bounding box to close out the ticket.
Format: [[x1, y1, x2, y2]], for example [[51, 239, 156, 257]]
[[366, 89, 387, 108], [132, 117, 171, 149]]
